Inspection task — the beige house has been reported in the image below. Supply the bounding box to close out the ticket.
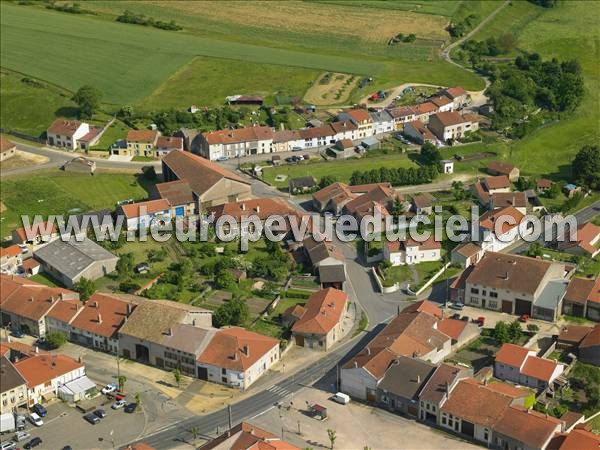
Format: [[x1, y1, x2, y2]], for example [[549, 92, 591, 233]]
[[290, 288, 348, 351], [336, 109, 374, 138], [0, 355, 28, 414], [428, 112, 478, 142], [488, 161, 520, 182], [161, 150, 252, 212]]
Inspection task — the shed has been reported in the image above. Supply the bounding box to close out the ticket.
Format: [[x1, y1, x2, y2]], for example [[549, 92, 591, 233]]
[[441, 160, 454, 174], [289, 176, 317, 194], [57, 375, 97, 402], [361, 136, 380, 150]]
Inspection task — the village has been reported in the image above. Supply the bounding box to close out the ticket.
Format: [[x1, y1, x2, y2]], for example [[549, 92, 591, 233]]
[[1, 1, 600, 450]]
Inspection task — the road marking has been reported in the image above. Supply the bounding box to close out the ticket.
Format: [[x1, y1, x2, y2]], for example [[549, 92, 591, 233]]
[[267, 385, 291, 396]]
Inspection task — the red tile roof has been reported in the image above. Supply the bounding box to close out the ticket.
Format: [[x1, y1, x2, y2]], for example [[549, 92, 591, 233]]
[[521, 355, 562, 382], [406, 119, 436, 141], [387, 106, 415, 119], [537, 178, 553, 189], [197, 326, 279, 371], [127, 130, 159, 143], [401, 300, 442, 319], [556, 427, 600, 450], [495, 343, 531, 368], [209, 198, 298, 222], [443, 87, 467, 99], [495, 406, 563, 449], [431, 111, 469, 127], [1, 245, 21, 258], [156, 180, 195, 206], [437, 318, 468, 340], [562, 222, 600, 255], [344, 108, 371, 123], [69, 293, 134, 338], [580, 323, 600, 349], [385, 235, 441, 253], [13, 221, 57, 243], [156, 136, 183, 150], [488, 161, 517, 175], [14, 353, 83, 388], [0, 136, 16, 154], [413, 102, 438, 115], [203, 126, 273, 145], [484, 175, 511, 190], [479, 206, 524, 234], [119, 199, 170, 219], [47, 119, 83, 136], [292, 288, 348, 335]]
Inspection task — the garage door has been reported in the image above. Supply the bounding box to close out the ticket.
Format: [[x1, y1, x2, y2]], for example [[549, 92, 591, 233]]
[[515, 298, 532, 316], [461, 420, 475, 437], [295, 335, 305, 347], [502, 300, 512, 314], [197, 367, 208, 380]]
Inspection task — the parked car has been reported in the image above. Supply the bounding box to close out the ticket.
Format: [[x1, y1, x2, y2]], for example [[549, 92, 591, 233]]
[[519, 314, 529, 323], [18, 244, 28, 254], [449, 302, 464, 310], [93, 409, 106, 418], [24, 437, 42, 449], [292, 146, 302, 152], [451, 313, 461, 320], [0, 441, 17, 450], [111, 399, 127, 410], [461, 316, 469, 322], [83, 414, 100, 425], [14, 431, 31, 442], [10, 329, 24, 338], [31, 404, 47, 417], [216, 156, 229, 162], [101, 383, 117, 395], [124, 403, 138, 414], [28, 413, 43, 427]]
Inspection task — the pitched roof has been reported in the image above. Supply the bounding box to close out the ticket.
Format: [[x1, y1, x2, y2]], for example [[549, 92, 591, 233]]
[[330, 120, 357, 133], [453, 242, 482, 258], [495, 343, 531, 368], [69, 293, 134, 338], [343, 108, 371, 123], [272, 129, 301, 144], [318, 264, 347, 284], [0, 356, 26, 393], [537, 178, 553, 189], [197, 326, 279, 371], [119, 199, 171, 219], [406, 120, 436, 141], [378, 356, 436, 399], [580, 323, 600, 349], [562, 222, 600, 255], [202, 126, 273, 145], [226, 422, 300, 450], [156, 136, 183, 150], [412, 193, 433, 209], [385, 235, 441, 253], [344, 184, 395, 216], [557, 325, 592, 346], [564, 277, 597, 304], [312, 182, 354, 205], [14, 353, 83, 388], [413, 102, 438, 115], [303, 235, 345, 265], [156, 180, 195, 206], [556, 427, 600, 450], [488, 161, 517, 175], [419, 363, 466, 403], [479, 206, 525, 234], [299, 124, 336, 140], [162, 150, 250, 197], [443, 87, 467, 99], [47, 118, 83, 136], [45, 297, 82, 324], [495, 406, 563, 449], [491, 191, 527, 208], [401, 300, 442, 319], [430, 95, 453, 108], [209, 198, 298, 222], [0, 136, 16, 154], [292, 288, 347, 335], [441, 378, 522, 427], [126, 129, 159, 143], [1, 244, 21, 258], [484, 175, 511, 190], [13, 220, 56, 242], [387, 106, 415, 119], [431, 111, 469, 127], [521, 355, 562, 382], [437, 318, 468, 340]]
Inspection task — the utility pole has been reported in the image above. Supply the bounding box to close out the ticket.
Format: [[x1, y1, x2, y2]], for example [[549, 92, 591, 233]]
[[228, 404, 232, 431]]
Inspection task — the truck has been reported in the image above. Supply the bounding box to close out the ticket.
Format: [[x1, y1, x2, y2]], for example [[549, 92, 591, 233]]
[[0, 413, 15, 434]]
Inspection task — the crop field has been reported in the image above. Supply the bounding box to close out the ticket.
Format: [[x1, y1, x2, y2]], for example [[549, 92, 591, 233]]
[[303, 72, 358, 106], [139, 56, 320, 110], [308, 0, 463, 16], [0, 171, 152, 238]]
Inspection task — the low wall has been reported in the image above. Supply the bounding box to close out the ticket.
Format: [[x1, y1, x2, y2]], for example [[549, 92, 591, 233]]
[[371, 267, 400, 294], [415, 261, 451, 296]]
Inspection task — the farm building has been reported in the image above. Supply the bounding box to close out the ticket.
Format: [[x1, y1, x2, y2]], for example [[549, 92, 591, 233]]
[[62, 156, 96, 175], [0, 136, 17, 161]]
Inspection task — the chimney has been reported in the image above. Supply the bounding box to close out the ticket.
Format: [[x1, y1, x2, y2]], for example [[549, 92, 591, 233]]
[[445, 381, 451, 394], [417, 375, 421, 383], [255, 205, 260, 213], [241, 203, 246, 210], [93, 301, 99, 308], [35, 346, 39, 353], [354, 361, 358, 368], [29, 297, 34, 302], [97, 314, 102, 324], [167, 327, 173, 336]]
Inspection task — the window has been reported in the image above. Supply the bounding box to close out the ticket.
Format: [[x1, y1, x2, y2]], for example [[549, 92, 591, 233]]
[[489, 301, 498, 309], [441, 416, 447, 425], [470, 288, 479, 294], [221, 368, 227, 375], [490, 291, 498, 298]]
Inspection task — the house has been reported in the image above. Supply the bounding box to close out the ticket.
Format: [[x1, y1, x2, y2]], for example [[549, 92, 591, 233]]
[[62, 156, 96, 175], [403, 120, 437, 145], [124, 130, 160, 157], [155, 136, 184, 157], [33, 236, 119, 287], [302, 235, 346, 290], [494, 343, 565, 390], [289, 176, 317, 194], [173, 128, 199, 151], [330, 138, 356, 159], [441, 159, 454, 174], [0, 274, 79, 336], [195, 126, 274, 160], [377, 356, 436, 418], [116, 199, 172, 231], [299, 125, 338, 149], [343, 184, 397, 222], [336, 109, 374, 138], [412, 102, 438, 123], [412, 194, 434, 216], [199, 422, 300, 450], [118, 300, 213, 377], [155, 180, 197, 218], [369, 109, 394, 134], [440, 87, 469, 109], [450, 242, 484, 268], [13, 353, 87, 406], [579, 323, 600, 366], [0, 245, 23, 274], [12, 220, 58, 246], [437, 318, 480, 347], [488, 161, 520, 182], [451, 252, 572, 319], [0, 356, 28, 414], [428, 112, 478, 142], [341, 302, 452, 401], [439, 378, 527, 446], [77, 126, 104, 150], [551, 427, 600, 450], [162, 150, 252, 212], [272, 129, 302, 153], [361, 136, 380, 150], [0, 136, 17, 161], [430, 95, 455, 112], [477, 206, 528, 252], [290, 288, 348, 351], [558, 222, 600, 257], [387, 106, 416, 129], [493, 406, 564, 450], [537, 178, 553, 192], [383, 236, 441, 266], [563, 184, 581, 199], [312, 182, 355, 214], [46, 119, 90, 150], [330, 120, 358, 141], [418, 363, 471, 425], [197, 327, 280, 389], [556, 325, 593, 350], [562, 276, 600, 321], [489, 192, 528, 214]]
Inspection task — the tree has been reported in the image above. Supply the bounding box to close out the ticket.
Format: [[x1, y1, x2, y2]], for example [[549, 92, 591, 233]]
[[117, 375, 127, 392], [508, 320, 523, 343], [72, 85, 102, 119], [420, 142, 442, 167], [493, 321, 510, 344], [214, 268, 235, 289], [327, 429, 337, 450], [572, 145, 600, 190], [45, 331, 67, 349], [213, 297, 249, 327], [319, 175, 337, 189], [134, 392, 141, 406], [73, 277, 96, 302], [451, 180, 467, 200], [189, 427, 200, 443], [172, 368, 182, 388], [526, 242, 544, 258], [116, 252, 135, 278]]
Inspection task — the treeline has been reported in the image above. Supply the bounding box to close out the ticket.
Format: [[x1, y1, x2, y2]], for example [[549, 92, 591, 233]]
[[44, 1, 95, 14], [447, 13, 478, 38], [349, 164, 438, 186], [527, 0, 556, 8], [461, 35, 516, 58], [116, 10, 182, 31], [486, 52, 584, 131]]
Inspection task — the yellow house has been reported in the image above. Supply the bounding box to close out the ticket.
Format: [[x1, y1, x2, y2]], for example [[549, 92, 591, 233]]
[[124, 130, 160, 157]]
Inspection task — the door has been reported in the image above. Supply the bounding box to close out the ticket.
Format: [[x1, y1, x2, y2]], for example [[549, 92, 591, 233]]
[[515, 298, 532, 316], [501, 300, 512, 314], [197, 367, 208, 380], [461, 420, 475, 437], [295, 335, 305, 347]]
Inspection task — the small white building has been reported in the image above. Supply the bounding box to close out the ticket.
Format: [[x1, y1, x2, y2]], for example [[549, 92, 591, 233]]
[[442, 160, 454, 174], [477, 206, 529, 252], [116, 199, 172, 231], [384, 237, 442, 266]]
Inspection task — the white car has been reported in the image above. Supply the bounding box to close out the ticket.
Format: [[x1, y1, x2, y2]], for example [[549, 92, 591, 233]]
[[101, 383, 117, 395], [28, 413, 43, 427], [111, 399, 127, 410], [18, 244, 28, 254]]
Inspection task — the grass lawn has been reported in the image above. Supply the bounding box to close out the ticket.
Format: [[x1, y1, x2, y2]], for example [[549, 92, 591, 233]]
[[262, 152, 417, 188], [0, 68, 77, 137], [139, 56, 319, 110], [92, 119, 131, 150], [29, 273, 60, 288], [0, 170, 152, 238]]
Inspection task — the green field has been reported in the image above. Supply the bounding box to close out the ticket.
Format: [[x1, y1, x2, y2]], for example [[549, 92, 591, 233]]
[[140, 56, 319, 110], [0, 170, 152, 238]]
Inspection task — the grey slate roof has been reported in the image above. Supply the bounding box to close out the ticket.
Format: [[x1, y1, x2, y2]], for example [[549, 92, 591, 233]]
[[0, 355, 26, 393], [318, 264, 347, 283], [34, 237, 118, 280], [378, 356, 436, 399]]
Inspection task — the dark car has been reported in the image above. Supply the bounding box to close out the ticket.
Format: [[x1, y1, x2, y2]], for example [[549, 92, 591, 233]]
[[451, 313, 461, 320], [93, 409, 106, 418], [83, 413, 100, 425], [61, 447, 72, 450], [461, 316, 469, 322], [24, 437, 42, 449], [124, 403, 138, 413], [10, 329, 24, 338], [31, 404, 47, 417]]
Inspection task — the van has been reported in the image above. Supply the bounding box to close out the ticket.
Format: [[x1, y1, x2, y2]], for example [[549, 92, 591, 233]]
[[332, 392, 350, 405]]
